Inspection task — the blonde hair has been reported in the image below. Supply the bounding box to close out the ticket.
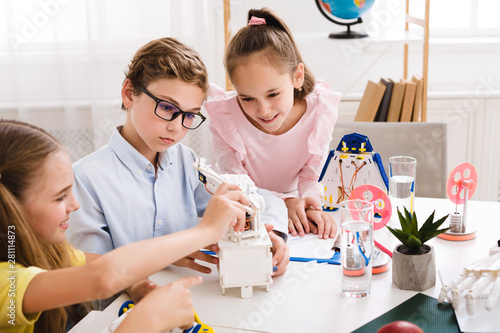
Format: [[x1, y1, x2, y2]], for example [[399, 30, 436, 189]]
[[122, 37, 209, 110], [225, 8, 315, 101], [0, 120, 88, 333]]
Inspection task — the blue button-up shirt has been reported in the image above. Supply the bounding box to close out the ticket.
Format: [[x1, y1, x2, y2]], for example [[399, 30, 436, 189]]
[[68, 127, 287, 254]]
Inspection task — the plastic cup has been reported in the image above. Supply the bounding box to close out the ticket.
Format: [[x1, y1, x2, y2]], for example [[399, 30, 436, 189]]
[[340, 199, 374, 298], [389, 156, 417, 223]]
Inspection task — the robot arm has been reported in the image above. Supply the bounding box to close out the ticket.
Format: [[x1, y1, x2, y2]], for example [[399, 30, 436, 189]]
[[439, 252, 500, 315], [193, 158, 224, 195], [194, 158, 259, 198], [193, 158, 266, 241]]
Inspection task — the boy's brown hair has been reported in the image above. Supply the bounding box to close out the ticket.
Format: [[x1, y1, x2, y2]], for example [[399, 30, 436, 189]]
[[122, 37, 209, 110]]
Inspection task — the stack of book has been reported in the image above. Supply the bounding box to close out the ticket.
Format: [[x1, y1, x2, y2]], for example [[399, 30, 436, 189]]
[[354, 75, 424, 122]]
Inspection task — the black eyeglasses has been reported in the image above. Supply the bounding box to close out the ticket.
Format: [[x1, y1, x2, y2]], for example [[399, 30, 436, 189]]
[[139, 86, 206, 130]]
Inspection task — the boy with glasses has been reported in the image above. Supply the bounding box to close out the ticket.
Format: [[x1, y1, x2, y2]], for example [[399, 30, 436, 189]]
[[68, 38, 289, 287]]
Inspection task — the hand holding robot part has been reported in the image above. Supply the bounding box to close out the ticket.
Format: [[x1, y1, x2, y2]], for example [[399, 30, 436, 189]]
[[194, 158, 266, 242], [265, 224, 290, 277], [172, 182, 250, 274], [199, 182, 250, 237], [193, 158, 274, 298]]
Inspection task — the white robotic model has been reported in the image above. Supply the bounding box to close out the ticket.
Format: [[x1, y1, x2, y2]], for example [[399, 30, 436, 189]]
[[438, 252, 500, 315], [193, 158, 273, 298]]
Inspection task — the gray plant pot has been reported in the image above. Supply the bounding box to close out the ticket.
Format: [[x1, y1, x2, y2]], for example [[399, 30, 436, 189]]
[[392, 244, 436, 291]]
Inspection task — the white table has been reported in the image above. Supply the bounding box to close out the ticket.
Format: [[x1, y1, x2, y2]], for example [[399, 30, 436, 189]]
[[70, 197, 500, 333]]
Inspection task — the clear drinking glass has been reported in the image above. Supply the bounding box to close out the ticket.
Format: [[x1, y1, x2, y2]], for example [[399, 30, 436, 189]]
[[389, 156, 417, 221], [340, 199, 374, 298]]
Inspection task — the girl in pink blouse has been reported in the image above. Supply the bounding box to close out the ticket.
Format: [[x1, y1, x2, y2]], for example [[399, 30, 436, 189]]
[[204, 8, 340, 239]]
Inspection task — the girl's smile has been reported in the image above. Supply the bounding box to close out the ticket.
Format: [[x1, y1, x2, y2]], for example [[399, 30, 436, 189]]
[[59, 219, 69, 230], [22, 150, 80, 244], [260, 113, 278, 123], [232, 55, 305, 135]]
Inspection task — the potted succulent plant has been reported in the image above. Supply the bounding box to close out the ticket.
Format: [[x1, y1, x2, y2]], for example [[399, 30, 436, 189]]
[[387, 208, 449, 291]]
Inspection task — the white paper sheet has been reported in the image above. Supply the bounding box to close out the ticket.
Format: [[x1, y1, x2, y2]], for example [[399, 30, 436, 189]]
[[288, 233, 338, 259]]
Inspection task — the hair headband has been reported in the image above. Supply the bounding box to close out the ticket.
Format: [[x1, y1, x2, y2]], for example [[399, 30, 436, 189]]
[[248, 16, 266, 26]]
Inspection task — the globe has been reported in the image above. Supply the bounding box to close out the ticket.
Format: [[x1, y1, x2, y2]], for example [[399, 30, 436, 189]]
[[315, 0, 376, 39]]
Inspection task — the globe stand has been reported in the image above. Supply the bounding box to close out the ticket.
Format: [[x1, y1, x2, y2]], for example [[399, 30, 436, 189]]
[[328, 19, 368, 39], [315, 0, 369, 39]]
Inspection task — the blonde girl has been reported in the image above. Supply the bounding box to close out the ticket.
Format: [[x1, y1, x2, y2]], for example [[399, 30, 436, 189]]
[[0, 120, 248, 333]]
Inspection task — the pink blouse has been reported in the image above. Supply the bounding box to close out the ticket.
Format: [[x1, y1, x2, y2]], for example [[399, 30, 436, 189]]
[[204, 80, 340, 205]]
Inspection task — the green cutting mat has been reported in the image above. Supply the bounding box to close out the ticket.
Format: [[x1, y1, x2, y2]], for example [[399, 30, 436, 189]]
[[353, 293, 460, 333]]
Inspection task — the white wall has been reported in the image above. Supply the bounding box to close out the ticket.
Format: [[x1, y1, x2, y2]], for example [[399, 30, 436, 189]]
[[2, 0, 499, 201]]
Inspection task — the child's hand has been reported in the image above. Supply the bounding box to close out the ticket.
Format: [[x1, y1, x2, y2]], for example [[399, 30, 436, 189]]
[[117, 276, 202, 332], [199, 182, 250, 243], [306, 209, 338, 239], [172, 245, 219, 274], [284, 197, 322, 237], [265, 224, 289, 277], [126, 279, 157, 303]]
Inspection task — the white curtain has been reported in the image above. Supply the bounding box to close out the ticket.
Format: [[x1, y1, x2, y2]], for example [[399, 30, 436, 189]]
[[0, 0, 226, 162]]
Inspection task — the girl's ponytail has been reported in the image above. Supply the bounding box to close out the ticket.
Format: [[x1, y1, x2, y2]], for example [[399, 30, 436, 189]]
[[226, 7, 315, 101]]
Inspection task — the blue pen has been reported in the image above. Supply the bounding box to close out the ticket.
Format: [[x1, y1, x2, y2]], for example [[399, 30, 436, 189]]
[[290, 252, 341, 265]]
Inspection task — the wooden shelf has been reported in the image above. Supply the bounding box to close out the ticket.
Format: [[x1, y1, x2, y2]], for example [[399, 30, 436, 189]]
[[295, 30, 424, 47], [295, 1, 430, 121], [404, 0, 429, 121]]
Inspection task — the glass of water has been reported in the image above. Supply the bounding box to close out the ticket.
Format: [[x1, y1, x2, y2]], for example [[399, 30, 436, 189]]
[[340, 199, 374, 298], [389, 156, 417, 220]]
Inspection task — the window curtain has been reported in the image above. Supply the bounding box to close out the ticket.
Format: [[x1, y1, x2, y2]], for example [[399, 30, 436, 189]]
[[0, 0, 226, 162]]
